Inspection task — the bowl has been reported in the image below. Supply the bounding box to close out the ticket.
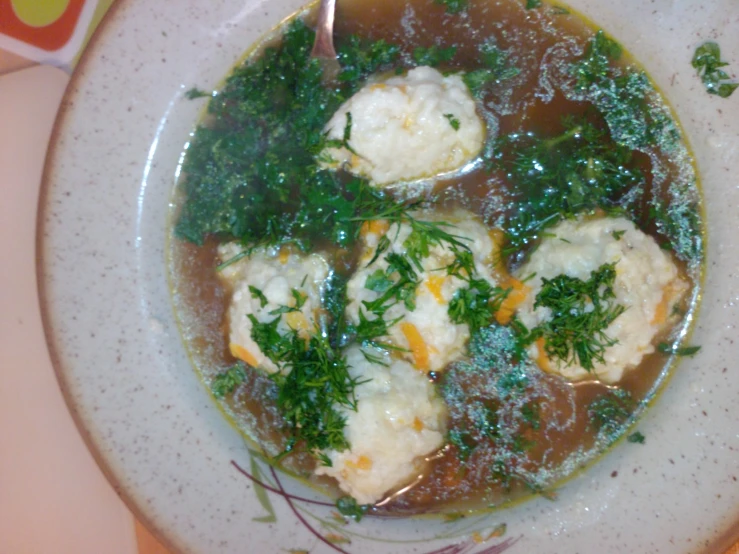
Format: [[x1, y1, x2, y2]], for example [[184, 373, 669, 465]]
[[38, 0, 739, 552]]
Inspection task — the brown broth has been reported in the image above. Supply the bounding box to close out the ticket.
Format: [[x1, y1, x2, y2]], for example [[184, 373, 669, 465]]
[[169, 0, 702, 514]]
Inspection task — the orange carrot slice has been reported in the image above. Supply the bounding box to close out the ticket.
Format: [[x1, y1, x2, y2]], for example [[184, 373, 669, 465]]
[[425, 275, 446, 303], [535, 337, 552, 372], [229, 343, 258, 367], [495, 277, 530, 325], [400, 322, 430, 372]]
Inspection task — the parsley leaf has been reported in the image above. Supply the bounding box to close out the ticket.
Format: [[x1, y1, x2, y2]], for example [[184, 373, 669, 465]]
[[249, 285, 268, 308], [526, 0, 542, 8], [444, 113, 461, 130], [211, 364, 247, 398], [336, 496, 369, 521], [627, 431, 645, 444], [692, 42, 738, 98]]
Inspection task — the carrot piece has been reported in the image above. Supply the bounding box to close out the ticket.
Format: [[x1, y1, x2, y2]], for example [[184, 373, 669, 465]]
[[652, 281, 678, 325], [346, 455, 373, 470], [360, 219, 390, 237], [495, 277, 530, 325], [278, 246, 290, 264], [535, 337, 552, 372], [425, 275, 446, 303], [412, 417, 424, 432], [285, 311, 311, 337], [229, 343, 259, 367], [400, 322, 430, 372]]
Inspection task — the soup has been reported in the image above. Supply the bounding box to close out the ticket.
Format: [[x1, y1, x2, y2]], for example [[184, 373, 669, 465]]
[[169, 0, 703, 516]]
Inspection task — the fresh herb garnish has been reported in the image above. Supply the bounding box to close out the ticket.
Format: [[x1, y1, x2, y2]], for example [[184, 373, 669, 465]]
[[184, 87, 211, 99], [443, 326, 544, 488], [657, 343, 701, 357], [528, 262, 625, 371], [432, 0, 468, 14], [268, 289, 308, 315], [570, 30, 681, 152], [449, 277, 510, 333], [525, 0, 542, 8], [572, 30, 622, 91], [249, 321, 361, 460], [627, 431, 645, 444], [612, 230, 626, 240], [335, 496, 369, 521], [412, 45, 458, 67], [249, 285, 269, 308], [463, 41, 520, 97], [444, 113, 461, 130], [587, 388, 635, 438], [648, 190, 703, 263], [492, 115, 644, 251], [175, 20, 403, 249], [249, 315, 294, 363], [337, 36, 401, 87], [211, 364, 247, 398], [692, 42, 738, 98]]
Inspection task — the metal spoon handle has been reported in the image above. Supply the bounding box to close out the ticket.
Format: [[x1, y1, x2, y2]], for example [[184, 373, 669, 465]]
[[311, 0, 338, 60]]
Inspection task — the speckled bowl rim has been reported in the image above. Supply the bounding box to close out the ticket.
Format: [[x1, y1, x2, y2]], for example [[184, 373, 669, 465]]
[[37, 0, 173, 549], [37, 0, 739, 553]]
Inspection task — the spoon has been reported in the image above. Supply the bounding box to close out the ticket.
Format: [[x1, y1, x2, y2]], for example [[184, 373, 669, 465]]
[[311, 0, 341, 82]]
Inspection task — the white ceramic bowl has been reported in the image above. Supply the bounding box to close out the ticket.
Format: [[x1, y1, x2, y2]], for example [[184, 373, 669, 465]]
[[39, 0, 739, 552]]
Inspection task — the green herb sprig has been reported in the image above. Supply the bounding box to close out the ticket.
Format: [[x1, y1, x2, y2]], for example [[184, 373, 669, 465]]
[[527, 262, 625, 371], [463, 41, 520, 97], [211, 364, 248, 398], [587, 388, 635, 439], [492, 115, 644, 251], [433, 0, 468, 14], [412, 45, 458, 67], [692, 42, 738, 98]]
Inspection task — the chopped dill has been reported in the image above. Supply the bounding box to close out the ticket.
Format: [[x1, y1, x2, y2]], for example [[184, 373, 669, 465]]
[[527, 263, 625, 371], [433, 0, 468, 14], [492, 114, 644, 251], [211, 364, 247, 398], [412, 45, 458, 67], [463, 41, 520, 97], [587, 388, 635, 438], [336, 496, 369, 521]]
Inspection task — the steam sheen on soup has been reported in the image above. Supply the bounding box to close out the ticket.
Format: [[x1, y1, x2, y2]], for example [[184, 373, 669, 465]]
[[170, 0, 703, 515]]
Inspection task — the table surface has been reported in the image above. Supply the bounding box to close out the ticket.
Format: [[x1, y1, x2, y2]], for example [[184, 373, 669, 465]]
[[0, 48, 171, 554], [0, 3, 736, 554]]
